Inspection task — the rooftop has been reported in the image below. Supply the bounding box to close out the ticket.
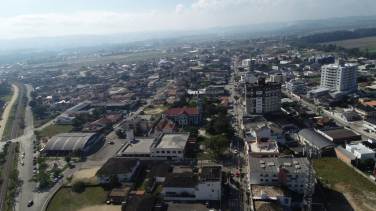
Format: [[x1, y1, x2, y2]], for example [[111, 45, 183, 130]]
[[43, 133, 98, 151], [298, 129, 337, 148], [96, 158, 139, 175], [347, 143, 374, 154], [248, 139, 279, 154], [318, 127, 360, 139], [199, 166, 221, 181], [152, 133, 190, 149], [364, 118, 376, 126], [248, 157, 310, 173], [251, 185, 292, 198], [120, 139, 154, 155], [162, 173, 198, 188]]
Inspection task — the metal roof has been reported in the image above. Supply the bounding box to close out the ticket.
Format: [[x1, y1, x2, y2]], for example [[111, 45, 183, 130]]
[[43, 133, 97, 151], [298, 129, 337, 148]]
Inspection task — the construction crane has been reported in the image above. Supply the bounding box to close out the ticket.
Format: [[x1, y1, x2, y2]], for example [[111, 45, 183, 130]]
[[301, 145, 321, 211]]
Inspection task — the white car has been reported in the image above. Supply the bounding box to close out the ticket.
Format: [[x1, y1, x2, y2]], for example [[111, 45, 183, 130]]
[[21, 161, 24, 166], [21, 154, 25, 159], [234, 150, 238, 154]]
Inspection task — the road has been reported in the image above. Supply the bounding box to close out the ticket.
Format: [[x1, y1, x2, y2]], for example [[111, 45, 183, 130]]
[[0, 84, 19, 141], [283, 90, 375, 141]]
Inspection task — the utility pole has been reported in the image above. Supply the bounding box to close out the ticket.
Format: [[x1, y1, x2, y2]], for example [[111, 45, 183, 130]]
[[301, 145, 321, 211]]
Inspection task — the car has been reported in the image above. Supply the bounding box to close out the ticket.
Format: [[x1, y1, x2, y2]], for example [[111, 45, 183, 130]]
[[53, 178, 59, 183], [21, 161, 24, 166], [108, 141, 114, 144], [236, 172, 239, 177], [234, 150, 238, 154], [6, 140, 12, 143], [27, 200, 34, 207], [33, 170, 37, 173], [22, 154, 25, 159], [231, 172, 234, 177], [33, 167, 37, 170], [205, 200, 209, 207], [58, 173, 64, 178], [22, 152, 25, 156]]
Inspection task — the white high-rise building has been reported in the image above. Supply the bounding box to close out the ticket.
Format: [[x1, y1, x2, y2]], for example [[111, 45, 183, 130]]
[[320, 59, 358, 92]]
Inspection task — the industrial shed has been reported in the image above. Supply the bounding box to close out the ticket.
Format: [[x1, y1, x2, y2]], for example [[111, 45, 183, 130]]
[[43, 133, 104, 156]]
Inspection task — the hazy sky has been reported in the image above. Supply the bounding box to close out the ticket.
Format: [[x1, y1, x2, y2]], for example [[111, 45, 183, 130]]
[[0, 0, 375, 39]]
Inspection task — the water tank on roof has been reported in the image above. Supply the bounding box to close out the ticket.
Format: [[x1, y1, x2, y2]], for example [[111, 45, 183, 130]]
[[126, 129, 134, 140]]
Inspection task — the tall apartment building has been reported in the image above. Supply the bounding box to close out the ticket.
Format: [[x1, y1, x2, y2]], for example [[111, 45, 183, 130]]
[[320, 59, 358, 92], [247, 157, 315, 194], [286, 79, 306, 93], [270, 73, 287, 83], [245, 78, 281, 114]]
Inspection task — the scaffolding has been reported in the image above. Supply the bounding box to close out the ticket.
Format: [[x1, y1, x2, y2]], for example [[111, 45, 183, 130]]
[[301, 145, 321, 211]]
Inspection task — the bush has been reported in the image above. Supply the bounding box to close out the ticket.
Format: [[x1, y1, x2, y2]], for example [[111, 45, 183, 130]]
[[363, 158, 375, 168]]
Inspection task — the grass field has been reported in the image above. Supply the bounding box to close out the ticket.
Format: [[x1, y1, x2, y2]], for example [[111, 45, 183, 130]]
[[311, 77, 321, 82], [47, 186, 111, 211], [36, 125, 73, 137], [1, 96, 18, 141], [320, 36, 376, 49], [314, 157, 376, 211], [144, 105, 169, 115]]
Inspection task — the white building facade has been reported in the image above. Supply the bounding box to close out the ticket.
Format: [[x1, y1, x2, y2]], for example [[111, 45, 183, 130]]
[[286, 79, 306, 93], [320, 60, 358, 92]]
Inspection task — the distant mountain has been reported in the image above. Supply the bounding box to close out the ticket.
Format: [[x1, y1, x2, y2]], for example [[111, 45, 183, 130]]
[[0, 15, 376, 52]]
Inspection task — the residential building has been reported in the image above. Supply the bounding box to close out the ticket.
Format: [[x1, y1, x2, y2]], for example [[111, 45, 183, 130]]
[[354, 104, 376, 118], [241, 73, 258, 83], [195, 166, 222, 201], [346, 143, 376, 163], [245, 136, 280, 157], [247, 157, 315, 194], [320, 59, 358, 92], [363, 118, 376, 133], [245, 78, 282, 114], [162, 173, 198, 198], [205, 85, 225, 96], [124, 195, 164, 211], [286, 79, 306, 93], [96, 158, 140, 184], [270, 73, 287, 83], [242, 59, 253, 67]]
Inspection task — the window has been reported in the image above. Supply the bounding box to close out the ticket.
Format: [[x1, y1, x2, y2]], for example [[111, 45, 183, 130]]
[[212, 189, 214, 192], [260, 179, 263, 182], [156, 151, 160, 153], [172, 151, 176, 154], [260, 174, 263, 176], [207, 184, 210, 186], [167, 151, 170, 153], [265, 179, 269, 182], [161, 151, 165, 153], [178, 151, 182, 153]]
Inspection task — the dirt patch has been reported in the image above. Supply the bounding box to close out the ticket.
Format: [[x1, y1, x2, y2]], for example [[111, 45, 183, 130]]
[[73, 167, 100, 179], [332, 183, 374, 211], [0, 84, 18, 140], [77, 205, 120, 211], [144, 108, 163, 115]]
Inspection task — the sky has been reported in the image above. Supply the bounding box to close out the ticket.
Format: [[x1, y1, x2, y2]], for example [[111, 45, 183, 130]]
[[0, 0, 375, 39]]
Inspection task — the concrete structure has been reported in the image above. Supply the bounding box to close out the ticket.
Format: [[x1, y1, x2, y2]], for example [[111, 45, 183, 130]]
[[245, 78, 281, 114], [195, 166, 222, 201], [245, 136, 280, 157], [96, 158, 140, 184], [286, 79, 306, 94], [335, 146, 357, 165], [126, 129, 134, 140], [297, 129, 336, 154], [162, 99, 203, 126], [247, 157, 314, 194], [270, 73, 287, 84], [150, 133, 190, 160], [320, 60, 358, 92], [242, 59, 253, 67], [346, 143, 376, 163], [251, 185, 292, 208], [363, 118, 376, 133], [43, 133, 104, 155], [241, 73, 258, 83]]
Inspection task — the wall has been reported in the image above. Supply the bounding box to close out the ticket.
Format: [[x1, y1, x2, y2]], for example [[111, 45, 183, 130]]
[[162, 187, 195, 196], [195, 182, 221, 201], [334, 147, 353, 165]]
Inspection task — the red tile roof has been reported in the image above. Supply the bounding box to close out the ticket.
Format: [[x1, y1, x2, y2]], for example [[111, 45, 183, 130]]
[[162, 106, 198, 115]]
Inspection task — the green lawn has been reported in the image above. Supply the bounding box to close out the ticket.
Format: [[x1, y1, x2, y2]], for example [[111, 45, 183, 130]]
[[311, 77, 321, 82], [36, 125, 73, 137], [314, 157, 376, 210], [46, 186, 111, 211]]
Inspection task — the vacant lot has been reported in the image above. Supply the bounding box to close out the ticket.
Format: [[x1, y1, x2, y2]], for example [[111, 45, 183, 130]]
[[144, 105, 169, 115], [314, 157, 376, 211], [47, 186, 111, 211], [36, 125, 73, 137], [320, 36, 376, 49]]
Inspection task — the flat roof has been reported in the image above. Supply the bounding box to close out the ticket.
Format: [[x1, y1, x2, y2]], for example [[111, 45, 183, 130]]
[[319, 128, 359, 139], [153, 133, 190, 149], [248, 157, 310, 173], [44, 133, 97, 151], [120, 138, 154, 154], [251, 185, 291, 197], [347, 143, 374, 154]]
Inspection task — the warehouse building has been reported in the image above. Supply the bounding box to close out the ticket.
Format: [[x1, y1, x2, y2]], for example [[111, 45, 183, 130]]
[[43, 133, 104, 156], [316, 127, 361, 144]]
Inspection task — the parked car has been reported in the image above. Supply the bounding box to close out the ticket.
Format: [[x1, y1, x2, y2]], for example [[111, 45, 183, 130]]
[[108, 141, 114, 144], [58, 173, 64, 179], [21, 161, 24, 166], [236, 172, 239, 177], [53, 178, 59, 183]]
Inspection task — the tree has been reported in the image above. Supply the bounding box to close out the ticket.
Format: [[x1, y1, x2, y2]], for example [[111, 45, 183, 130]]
[[363, 158, 375, 168], [203, 135, 229, 157], [52, 168, 61, 178], [72, 180, 85, 193], [64, 156, 71, 166], [283, 149, 294, 155], [182, 126, 199, 137], [29, 170, 51, 188], [110, 174, 120, 187], [72, 147, 82, 157], [28, 100, 37, 108], [205, 113, 234, 139], [32, 106, 47, 118], [225, 171, 231, 182], [215, 105, 228, 116]]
